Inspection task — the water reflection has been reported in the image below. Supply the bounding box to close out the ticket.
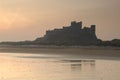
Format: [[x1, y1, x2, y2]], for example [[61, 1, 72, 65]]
[[0, 53, 120, 80], [59, 59, 96, 72], [71, 64, 82, 71]]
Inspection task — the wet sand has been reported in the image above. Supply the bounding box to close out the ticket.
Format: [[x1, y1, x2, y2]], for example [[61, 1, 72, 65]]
[[0, 46, 120, 60]]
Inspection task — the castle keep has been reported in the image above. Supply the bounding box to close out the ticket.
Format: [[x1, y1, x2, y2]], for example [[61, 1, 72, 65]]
[[35, 21, 100, 45]]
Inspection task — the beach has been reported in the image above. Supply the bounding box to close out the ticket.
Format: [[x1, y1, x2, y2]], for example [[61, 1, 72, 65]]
[[0, 46, 120, 60], [0, 46, 120, 80]]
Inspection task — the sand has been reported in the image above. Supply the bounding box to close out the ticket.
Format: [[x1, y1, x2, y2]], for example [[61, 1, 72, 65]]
[[0, 46, 120, 60]]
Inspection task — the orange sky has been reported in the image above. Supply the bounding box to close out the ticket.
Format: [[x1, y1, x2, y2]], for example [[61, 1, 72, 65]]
[[0, 0, 120, 41]]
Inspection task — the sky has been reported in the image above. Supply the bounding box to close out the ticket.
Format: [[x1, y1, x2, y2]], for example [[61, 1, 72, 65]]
[[0, 0, 120, 41]]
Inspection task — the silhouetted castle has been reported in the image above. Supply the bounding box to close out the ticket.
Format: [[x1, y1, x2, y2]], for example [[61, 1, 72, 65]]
[[35, 21, 100, 45], [1, 21, 120, 47]]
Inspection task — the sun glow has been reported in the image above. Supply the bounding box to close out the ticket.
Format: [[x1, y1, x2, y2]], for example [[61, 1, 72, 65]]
[[0, 12, 33, 30]]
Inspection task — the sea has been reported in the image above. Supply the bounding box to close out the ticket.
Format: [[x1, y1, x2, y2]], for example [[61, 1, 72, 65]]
[[0, 47, 120, 80]]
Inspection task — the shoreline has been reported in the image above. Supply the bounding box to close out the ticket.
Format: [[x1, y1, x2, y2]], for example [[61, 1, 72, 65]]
[[0, 44, 120, 49], [0, 45, 120, 60]]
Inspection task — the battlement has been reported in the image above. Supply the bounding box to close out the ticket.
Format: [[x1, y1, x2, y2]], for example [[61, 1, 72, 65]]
[[46, 21, 96, 36]]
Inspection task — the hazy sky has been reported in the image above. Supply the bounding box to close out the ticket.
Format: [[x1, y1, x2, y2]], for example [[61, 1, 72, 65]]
[[0, 0, 120, 41]]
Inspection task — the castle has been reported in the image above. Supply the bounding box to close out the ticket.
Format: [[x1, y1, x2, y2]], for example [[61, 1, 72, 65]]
[[35, 21, 100, 45]]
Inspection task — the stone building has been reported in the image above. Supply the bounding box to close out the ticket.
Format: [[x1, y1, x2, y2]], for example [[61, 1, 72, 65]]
[[35, 21, 100, 45]]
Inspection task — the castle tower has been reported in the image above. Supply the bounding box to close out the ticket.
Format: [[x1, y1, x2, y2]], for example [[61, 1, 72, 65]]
[[71, 21, 82, 29], [91, 25, 96, 34]]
